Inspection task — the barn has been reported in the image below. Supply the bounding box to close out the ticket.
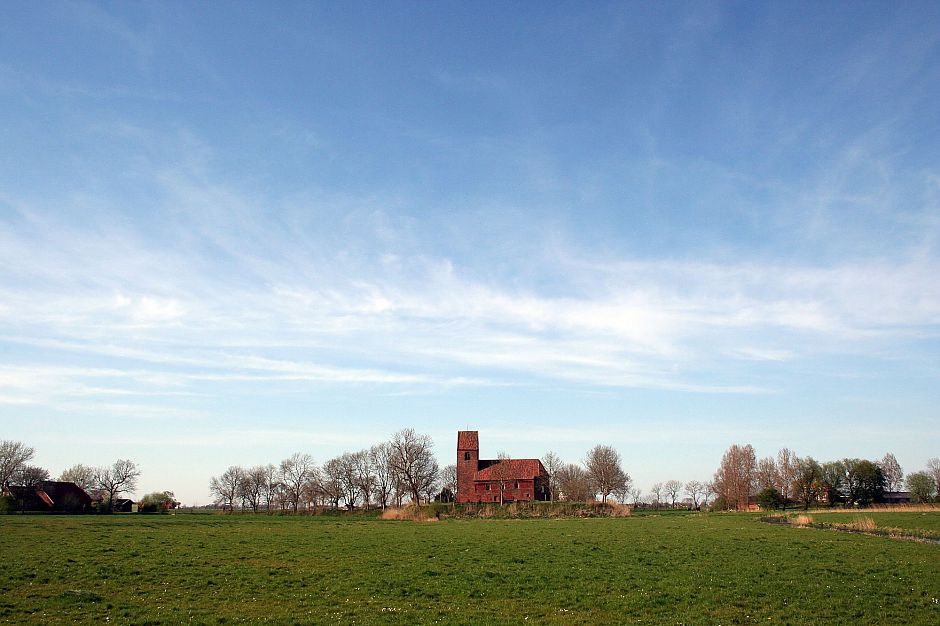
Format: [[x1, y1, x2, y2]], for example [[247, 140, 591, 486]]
[[456, 430, 550, 504], [4, 480, 92, 513]]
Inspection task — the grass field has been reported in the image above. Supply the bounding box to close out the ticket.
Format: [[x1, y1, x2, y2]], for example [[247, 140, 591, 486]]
[[2, 511, 939, 624], [770, 508, 940, 543], [801, 510, 940, 534]]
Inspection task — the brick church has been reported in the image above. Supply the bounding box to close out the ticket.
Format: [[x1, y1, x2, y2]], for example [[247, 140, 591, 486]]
[[456, 430, 550, 503]]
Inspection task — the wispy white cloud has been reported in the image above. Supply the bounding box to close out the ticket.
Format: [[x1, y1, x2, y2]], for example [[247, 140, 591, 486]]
[[2, 178, 939, 412]]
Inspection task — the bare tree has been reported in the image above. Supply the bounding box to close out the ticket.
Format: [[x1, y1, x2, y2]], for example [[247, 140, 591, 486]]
[[701, 481, 715, 507], [319, 456, 344, 509], [440, 464, 458, 502], [422, 471, 440, 504], [490, 451, 516, 505], [16, 465, 49, 487], [260, 464, 280, 512], [684, 480, 704, 509], [388, 429, 439, 504], [628, 486, 642, 507], [209, 465, 244, 511], [793, 456, 821, 509], [928, 458, 940, 495], [556, 463, 593, 501], [542, 451, 563, 501], [369, 443, 396, 509], [878, 453, 904, 492], [776, 448, 798, 508], [0, 440, 34, 489], [301, 474, 323, 510], [664, 480, 683, 508], [95, 459, 141, 511], [11, 464, 49, 513], [335, 452, 360, 509], [756, 456, 779, 491], [353, 450, 376, 509], [612, 477, 633, 504], [650, 482, 664, 508], [712, 443, 756, 510], [584, 445, 628, 503], [393, 474, 408, 507], [59, 464, 96, 492], [239, 466, 268, 513], [280, 453, 317, 513]]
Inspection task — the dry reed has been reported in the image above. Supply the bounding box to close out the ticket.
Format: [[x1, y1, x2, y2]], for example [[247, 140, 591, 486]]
[[379, 506, 438, 522], [607, 503, 633, 517], [844, 516, 877, 532], [810, 504, 939, 514]]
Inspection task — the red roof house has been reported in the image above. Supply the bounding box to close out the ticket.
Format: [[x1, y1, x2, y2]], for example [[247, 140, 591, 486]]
[[456, 431, 550, 504]]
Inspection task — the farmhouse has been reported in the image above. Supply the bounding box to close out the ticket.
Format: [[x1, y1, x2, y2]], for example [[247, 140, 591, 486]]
[[4, 480, 92, 513], [456, 430, 550, 503]]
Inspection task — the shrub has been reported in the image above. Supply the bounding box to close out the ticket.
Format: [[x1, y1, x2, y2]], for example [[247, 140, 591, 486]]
[[757, 487, 783, 511], [139, 491, 177, 514]]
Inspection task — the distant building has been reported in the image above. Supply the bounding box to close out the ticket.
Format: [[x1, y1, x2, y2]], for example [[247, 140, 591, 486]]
[[456, 430, 550, 503], [4, 481, 92, 513], [881, 491, 912, 505], [113, 498, 138, 513]]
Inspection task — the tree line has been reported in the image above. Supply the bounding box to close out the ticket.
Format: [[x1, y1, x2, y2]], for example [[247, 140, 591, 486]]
[[209, 429, 440, 512], [6, 435, 939, 513], [210, 440, 711, 512], [210, 439, 639, 512], [712, 445, 940, 510], [544, 445, 631, 504], [542, 447, 719, 509]]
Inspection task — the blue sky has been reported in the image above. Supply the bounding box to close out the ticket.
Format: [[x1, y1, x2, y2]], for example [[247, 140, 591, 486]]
[[2, 2, 939, 504]]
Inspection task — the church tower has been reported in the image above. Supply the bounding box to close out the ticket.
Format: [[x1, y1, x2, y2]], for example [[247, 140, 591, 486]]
[[456, 430, 479, 503]]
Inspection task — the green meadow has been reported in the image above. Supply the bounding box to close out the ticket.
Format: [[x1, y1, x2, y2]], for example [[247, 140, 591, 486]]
[[2, 511, 938, 625], [799, 510, 940, 535]]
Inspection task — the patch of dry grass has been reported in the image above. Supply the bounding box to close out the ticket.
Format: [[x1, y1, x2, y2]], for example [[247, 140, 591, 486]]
[[606, 503, 633, 517], [813, 504, 940, 513], [844, 516, 877, 532], [379, 506, 438, 522], [773, 511, 940, 543], [439, 501, 632, 519]]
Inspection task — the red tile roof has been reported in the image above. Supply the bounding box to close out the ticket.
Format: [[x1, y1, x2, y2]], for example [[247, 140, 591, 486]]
[[36, 489, 54, 508], [475, 458, 546, 481], [457, 430, 479, 449]]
